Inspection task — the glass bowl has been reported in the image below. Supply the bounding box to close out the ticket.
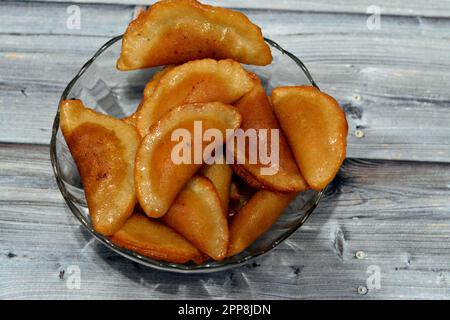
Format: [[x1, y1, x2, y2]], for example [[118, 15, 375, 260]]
[[50, 35, 322, 273]]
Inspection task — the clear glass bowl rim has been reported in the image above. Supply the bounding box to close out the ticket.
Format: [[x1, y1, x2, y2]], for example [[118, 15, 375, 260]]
[[49, 35, 323, 273]]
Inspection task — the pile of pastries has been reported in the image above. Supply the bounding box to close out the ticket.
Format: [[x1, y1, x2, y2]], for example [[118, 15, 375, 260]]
[[59, 0, 348, 264]]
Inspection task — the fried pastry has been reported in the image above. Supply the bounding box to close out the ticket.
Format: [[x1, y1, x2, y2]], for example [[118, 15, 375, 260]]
[[136, 58, 253, 137], [117, 0, 272, 70], [59, 100, 140, 235], [135, 102, 241, 218], [200, 157, 232, 212], [111, 214, 204, 263], [122, 66, 174, 129], [271, 86, 348, 190], [162, 176, 228, 260], [228, 190, 297, 256], [232, 76, 308, 192]]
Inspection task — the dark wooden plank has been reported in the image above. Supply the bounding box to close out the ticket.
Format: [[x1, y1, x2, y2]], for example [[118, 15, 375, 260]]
[[1, 144, 450, 299], [20, 0, 450, 18]]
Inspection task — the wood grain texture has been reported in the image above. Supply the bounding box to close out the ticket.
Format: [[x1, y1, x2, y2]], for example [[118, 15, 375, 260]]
[[3, 1, 450, 37], [1, 0, 450, 300], [1, 145, 450, 299], [1, 2, 449, 162], [0, 1, 135, 37], [21, 0, 450, 18]]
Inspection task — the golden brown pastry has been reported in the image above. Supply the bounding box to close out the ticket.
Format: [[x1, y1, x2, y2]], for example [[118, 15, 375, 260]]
[[228, 190, 297, 256], [111, 214, 204, 263], [117, 0, 272, 70], [162, 176, 228, 260], [136, 58, 253, 137], [232, 75, 308, 192], [135, 102, 241, 218], [59, 100, 140, 235]]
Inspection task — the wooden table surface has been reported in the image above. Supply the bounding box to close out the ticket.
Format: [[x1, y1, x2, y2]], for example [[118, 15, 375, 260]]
[[1, 0, 450, 299]]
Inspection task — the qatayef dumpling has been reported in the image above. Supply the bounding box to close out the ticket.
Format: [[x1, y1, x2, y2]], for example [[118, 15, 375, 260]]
[[162, 176, 228, 261], [200, 158, 232, 213], [136, 58, 253, 137], [271, 86, 348, 190], [117, 0, 272, 70], [135, 102, 242, 218], [227, 190, 298, 256], [232, 75, 308, 192], [59, 100, 140, 236], [111, 214, 204, 264], [122, 66, 174, 129], [143, 65, 175, 99]]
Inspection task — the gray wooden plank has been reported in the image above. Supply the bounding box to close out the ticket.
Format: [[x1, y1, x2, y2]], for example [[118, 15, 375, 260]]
[[1, 2, 450, 163], [1, 0, 449, 302], [0, 34, 109, 144], [1, 144, 450, 299], [1, 30, 450, 162], [20, 0, 450, 18], [0, 1, 135, 37], [4, 1, 450, 38]]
